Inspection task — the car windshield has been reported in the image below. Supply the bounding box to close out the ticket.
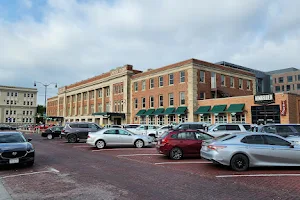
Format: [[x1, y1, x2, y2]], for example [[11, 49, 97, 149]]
[[0, 133, 26, 143], [208, 125, 216, 131]]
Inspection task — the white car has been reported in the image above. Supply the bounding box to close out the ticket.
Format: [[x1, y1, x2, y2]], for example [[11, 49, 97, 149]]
[[123, 124, 141, 133], [134, 125, 160, 138], [86, 128, 153, 149], [155, 125, 173, 138], [207, 123, 251, 137]]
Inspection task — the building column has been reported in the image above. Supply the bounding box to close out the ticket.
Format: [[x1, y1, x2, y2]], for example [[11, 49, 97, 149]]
[[87, 91, 90, 115], [94, 89, 97, 113], [75, 94, 78, 116], [63, 95, 66, 117], [69, 96, 72, 116], [80, 92, 83, 116], [187, 66, 198, 122]]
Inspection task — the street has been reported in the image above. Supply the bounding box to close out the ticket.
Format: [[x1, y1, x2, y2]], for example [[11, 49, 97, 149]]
[[1, 133, 300, 200]]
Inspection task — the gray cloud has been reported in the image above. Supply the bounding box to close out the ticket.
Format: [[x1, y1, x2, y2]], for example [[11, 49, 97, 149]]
[[0, 0, 299, 104]]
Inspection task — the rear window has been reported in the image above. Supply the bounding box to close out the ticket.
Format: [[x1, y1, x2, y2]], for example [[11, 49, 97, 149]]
[[160, 131, 170, 139], [69, 124, 79, 128], [125, 125, 139, 128], [190, 124, 203, 130], [226, 125, 241, 131], [215, 135, 237, 142], [78, 124, 89, 128], [292, 125, 300, 132], [243, 125, 251, 131]]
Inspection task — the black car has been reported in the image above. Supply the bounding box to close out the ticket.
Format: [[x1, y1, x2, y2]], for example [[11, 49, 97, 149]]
[[42, 126, 64, 140], [0, 132, 35, 166], [0, 124, 17, 130]]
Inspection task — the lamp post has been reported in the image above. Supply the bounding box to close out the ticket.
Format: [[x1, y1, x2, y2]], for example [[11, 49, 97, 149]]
[[34, 81, 57, 126]]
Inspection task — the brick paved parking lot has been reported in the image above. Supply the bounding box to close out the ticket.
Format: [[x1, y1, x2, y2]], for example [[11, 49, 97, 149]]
[[1, 132, 300, 200]]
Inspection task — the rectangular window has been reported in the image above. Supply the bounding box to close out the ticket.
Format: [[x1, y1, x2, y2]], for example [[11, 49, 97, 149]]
[[275, 86, 281, 92], [90, 104, 94, 113], [98, 89, 102, 98], [134, 98, 138, 109], [180, 92, 185, 105], [150, 78, 154, 89], [31, 94, 33, 98], [287, 85, 291, 91], [279, 77, 284, 83], [169, 74, 174, 85], [142, 80, 146, 90], [83, 93, 87, 100], [199, 92, 205, 100], [293, 84, 295, 90], [7, 92, 10, 96], [134, 82, 138, 92], [6, 110, 8, 115], [180, 71, 185, 83], [106, 87, 110, 97], [200, 71, 205, 83], [91, 91, 94, 99], [30, 111, 32, 115], [7, 100, 9, 105], [31, 102, 33, 106], [274, 78, 277, 84], [98, 103, 102, 112], [159, 76, 163, 87], [159, 95, 163, 107], [27, 102, 29, 105], [27, 93, 30, 97], [26, 111, 29, 115], [230, 77, 234, 88], [221, 75, 225, 86], [239, 78, 243, 89], [298, 75, 300, 81], [15, 92, 18, 97], [11, 100, 13, 105], [169, 93, 174, 106], [142, 98, 146, 108], [297, 84, 300, 90], [282, 85, 285, 91], [23, 101, 25, 105], [105, 103, 110, 112], [24, 93, 26, 97], [84, 106, 87, 114], [150, 96, 154, 108], [287, 76, 293, 82], [247, 80, 251, 90]]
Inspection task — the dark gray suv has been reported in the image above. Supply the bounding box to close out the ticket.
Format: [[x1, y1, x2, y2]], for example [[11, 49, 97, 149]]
[[61, 122, 102, 143]]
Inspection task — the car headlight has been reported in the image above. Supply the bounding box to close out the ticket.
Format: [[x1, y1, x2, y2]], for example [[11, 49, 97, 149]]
[[27, 149, 35, 153]]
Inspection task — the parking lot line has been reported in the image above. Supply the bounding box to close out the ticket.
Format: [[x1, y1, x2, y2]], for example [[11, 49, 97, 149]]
[[92, 148, 154, 152], [73, 145, 92, 148], [0, 168, 59, 179], [117, 154, 161, 157], [216, 174, 300, 178], [155, 161, 211, 165]]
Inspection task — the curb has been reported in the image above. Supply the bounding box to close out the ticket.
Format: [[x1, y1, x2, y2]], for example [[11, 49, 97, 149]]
[[0, 180, 12, 200]]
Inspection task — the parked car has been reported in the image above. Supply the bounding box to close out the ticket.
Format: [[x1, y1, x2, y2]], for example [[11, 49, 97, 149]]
[[207, 123, 251, 137], [86, 128, 153, 149], [172, 122, 207, 131], [134, 125, 160, 138], [0, 124, 17, 130], [123, 124, 141, 133], [156, 129, 214, 160], [61, 122, 102, 143], [103, 124, 123, 129], [0, 132, 35, 166], [201, 132, 300, 171], [41, 126, 64, 140], [155, 125, 174, 138], [34, 124, 51, 131]]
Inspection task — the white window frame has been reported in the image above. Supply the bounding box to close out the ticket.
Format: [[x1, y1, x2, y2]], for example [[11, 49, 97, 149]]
[[98, 89, 102, 98], [134, 82, 138, 92], [247, 80, 251, 90], [149, 116, 155, 125], [167, 115, 176, 124], [140, 116, 146, 124], [239, 78, 243, 89], [179, 115, 188, 123], [180, 92, 185, 105], [214, 114, 228, 124], [134, 98, 138, 109], [98, 103, 102, 112], [142, 97, 146, 108], [157, 116, 164, 125], [180, 71, 185, 83], [142, 80, 146, 91], [169, 93, 174, 106], [169, 74, 174, 85], [221, 75, 225, 86], [159, 95, 163, 107], [230, 77, 234, 88], [150, 79, 154, 89], [200, 115, 211, 124], [200, 71, 205, 83], [150, 96, 154, 108], [159, 76, 163, 87], [231, 113, 246, 123]]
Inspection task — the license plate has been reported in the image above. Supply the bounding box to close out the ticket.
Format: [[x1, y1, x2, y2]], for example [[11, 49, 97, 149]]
[[202, 146, 207, 151], [9, 158, 19, 164]]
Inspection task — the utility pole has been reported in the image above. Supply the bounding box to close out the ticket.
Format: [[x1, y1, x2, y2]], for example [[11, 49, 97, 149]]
[[34, 82, 57, 127]]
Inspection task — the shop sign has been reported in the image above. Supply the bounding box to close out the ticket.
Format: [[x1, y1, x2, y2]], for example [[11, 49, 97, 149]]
[[254, 93, 275, 105], [280, 100, 287, 116]]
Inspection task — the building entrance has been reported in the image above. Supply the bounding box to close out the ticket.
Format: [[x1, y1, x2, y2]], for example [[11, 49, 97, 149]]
[[251, 105, 280, 125]]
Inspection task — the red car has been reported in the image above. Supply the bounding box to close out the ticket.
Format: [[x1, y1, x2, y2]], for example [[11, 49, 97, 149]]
[[156, 129, 214, 160]]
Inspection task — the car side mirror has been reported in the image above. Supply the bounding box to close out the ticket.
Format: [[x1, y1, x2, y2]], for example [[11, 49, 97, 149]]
[[27, 138, 32, 142], [213, 128, 218, 132]]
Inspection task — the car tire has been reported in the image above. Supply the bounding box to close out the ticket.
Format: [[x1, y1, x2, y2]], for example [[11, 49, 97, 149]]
[[67, 134, 77, 143], [47, 134, 53, 140], [230, 154, 249, 171], [170, 147, 183, 160], [95, 140, 106, 149], [134, 139, 144, 148]]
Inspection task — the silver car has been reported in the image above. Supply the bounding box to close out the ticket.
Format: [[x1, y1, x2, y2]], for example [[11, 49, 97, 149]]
[[86, 128, 153, 149], [201, 132, 300, 171]]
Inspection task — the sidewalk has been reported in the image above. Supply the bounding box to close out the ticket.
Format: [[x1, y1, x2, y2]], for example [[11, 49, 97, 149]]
[[0, 180, 12, 200]]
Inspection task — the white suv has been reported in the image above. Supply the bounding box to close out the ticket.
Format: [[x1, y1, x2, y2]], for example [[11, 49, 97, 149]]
[[207, 123, 251, 137]]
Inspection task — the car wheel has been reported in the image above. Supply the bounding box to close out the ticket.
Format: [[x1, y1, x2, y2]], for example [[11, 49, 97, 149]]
[[170, 147, 183, 160], [47, 134, 53, 140], [95, 140, 106, 149], [67, 134, 77, 143], [230, 154, 249, 171], [134, 139, 144, 148]]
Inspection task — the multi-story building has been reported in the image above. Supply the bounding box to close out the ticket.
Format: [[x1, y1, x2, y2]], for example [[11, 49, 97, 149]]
[[267, 68, 300, 94], [0, 85, 38, 125], [47, 59, 256, 125], [216, 61, 271, 94]]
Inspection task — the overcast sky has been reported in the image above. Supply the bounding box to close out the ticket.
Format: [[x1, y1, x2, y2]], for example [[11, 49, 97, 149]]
[[1, 0, 300, 105]]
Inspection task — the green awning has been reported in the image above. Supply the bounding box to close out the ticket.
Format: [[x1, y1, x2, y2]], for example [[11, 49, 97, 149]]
[[226, 104, 245, 113], [152, 108, 165, 115], [194, 106, 211, 114], [174, 106, 187, 115], [163, 107, 176, 115], [210, 105, 227, 113], [144, 109, 155, 116], [92, 112, 125, 118], [92, 112, 107, 116], [136, 109, 147, 116]]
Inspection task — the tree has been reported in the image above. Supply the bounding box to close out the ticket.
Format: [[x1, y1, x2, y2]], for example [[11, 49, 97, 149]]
[[36, 105, 45, 124]]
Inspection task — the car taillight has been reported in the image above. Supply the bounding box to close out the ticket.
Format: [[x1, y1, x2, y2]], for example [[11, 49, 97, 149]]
[[87, 135, 90, 138], [161, 138, 168, 144], [62, 130, 65, 133], [207, 145, 226, 151]]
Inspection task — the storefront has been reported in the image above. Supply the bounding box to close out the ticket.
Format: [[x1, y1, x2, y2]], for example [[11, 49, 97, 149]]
[[195, 93, 300, 124]]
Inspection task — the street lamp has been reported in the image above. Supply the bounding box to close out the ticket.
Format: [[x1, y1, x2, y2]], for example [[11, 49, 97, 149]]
[[34, 81, 57, 126]]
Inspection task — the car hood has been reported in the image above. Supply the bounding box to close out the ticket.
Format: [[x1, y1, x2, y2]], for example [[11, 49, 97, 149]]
[[0, 143, 31, 152]]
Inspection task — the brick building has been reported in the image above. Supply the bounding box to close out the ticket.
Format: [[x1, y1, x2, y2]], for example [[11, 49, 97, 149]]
[[47, 58, 256, 125]]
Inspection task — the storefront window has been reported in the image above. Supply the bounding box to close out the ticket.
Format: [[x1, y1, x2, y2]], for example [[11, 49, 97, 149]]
[[231, 113, 245, 123], [148, 116, 155, 125], [140, 117, 146, 124], [215, 114, 227, 124], [200, 115, 211, 124], [179, 115, 188, 123], [167, 115, 176, 124], [157, 116, 164, 125]]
